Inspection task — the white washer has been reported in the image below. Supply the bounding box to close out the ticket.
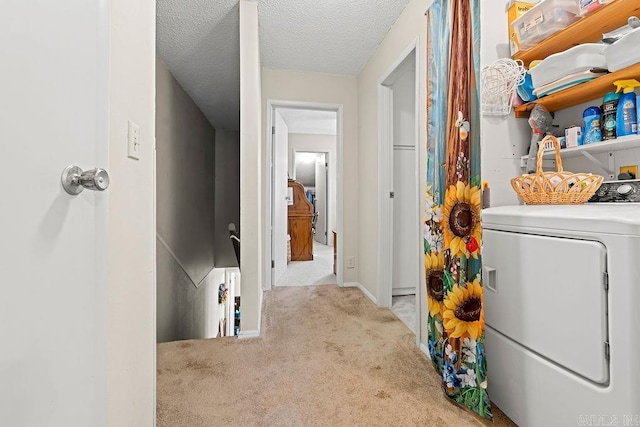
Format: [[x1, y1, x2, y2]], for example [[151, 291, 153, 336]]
[[482, 204, 640, 427]]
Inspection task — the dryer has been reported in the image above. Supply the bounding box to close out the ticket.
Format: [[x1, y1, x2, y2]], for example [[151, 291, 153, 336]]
[[482, 203, 640, 427]]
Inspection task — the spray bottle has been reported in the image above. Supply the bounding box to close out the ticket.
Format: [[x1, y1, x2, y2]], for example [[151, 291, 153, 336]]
[[614, 79, 640, 137]]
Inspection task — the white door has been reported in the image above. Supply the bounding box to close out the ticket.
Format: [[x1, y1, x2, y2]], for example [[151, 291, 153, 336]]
[[272, 111, 289, 284], [314, 154, 328, 245], [0, 1, 109, 424], [392, 148, 418, 295]]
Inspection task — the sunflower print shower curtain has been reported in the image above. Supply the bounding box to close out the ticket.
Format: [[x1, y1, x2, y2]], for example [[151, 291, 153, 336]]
[[425, 0, 491, 420]]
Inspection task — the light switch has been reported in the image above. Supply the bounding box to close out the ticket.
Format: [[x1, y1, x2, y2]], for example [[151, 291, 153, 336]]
[[127, 120, 140, 160]]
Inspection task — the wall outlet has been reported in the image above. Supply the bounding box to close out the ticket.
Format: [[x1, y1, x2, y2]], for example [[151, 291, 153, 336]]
[[619, 165, 638, 179], [347, 256, 355, 269]]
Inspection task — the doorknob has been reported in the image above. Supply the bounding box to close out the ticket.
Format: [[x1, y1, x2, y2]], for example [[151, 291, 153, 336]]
[[61, 165, 110, 195]]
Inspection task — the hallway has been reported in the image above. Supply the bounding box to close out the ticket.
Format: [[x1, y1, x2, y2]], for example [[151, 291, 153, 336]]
[[391, 295, 416, 333], [275, 242, 336, 286], [157, 285, 514, 426]]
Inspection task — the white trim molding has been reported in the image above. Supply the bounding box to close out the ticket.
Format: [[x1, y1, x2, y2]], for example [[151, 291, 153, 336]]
[[392, 287, 417, 297], [420, 342, 431, 360], [156, 233, 212, 289], [344, 282, 377, 305], [238, 330, 260, 339], [377, 81, 393, 309]]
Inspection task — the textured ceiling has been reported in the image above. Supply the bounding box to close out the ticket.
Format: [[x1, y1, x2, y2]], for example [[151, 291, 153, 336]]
[[157, 0, 411, 131], [259, 0, 412, 75], [278, 108, 336, 135], [157, 0, 240, 130]]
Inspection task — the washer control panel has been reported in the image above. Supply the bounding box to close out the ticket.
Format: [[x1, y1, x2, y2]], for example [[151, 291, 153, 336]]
[[589, 180, 640, 203]]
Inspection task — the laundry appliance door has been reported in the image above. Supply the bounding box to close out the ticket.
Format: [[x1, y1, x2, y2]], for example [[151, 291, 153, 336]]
[[483, 229, 608, 384]]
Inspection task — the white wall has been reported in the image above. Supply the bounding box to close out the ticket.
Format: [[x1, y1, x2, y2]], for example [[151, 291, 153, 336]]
[[288, 133, 337, 239], [239, 0, 263, 335], [480, 1, 531, 207], [214, 129, 241, 267], [356, 0, 430, 343], [107, 0, 156, 423], [262, 68, 359, 283], [156, 244, 226, 341], [392, 68, 417, 147], [156, 58, 219, 343]]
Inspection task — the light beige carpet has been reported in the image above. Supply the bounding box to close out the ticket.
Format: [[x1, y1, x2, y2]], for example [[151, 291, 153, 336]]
[[157, 285, 515, 426], [276, 243, 336, 286]]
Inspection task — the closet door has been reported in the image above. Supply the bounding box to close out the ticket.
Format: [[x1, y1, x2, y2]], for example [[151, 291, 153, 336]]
[[391, 65, 417, 297], [392, 147, 418, 296]]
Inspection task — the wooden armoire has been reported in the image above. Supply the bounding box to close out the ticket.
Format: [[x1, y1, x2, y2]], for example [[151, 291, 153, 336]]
[[287, 179, 314, 261]]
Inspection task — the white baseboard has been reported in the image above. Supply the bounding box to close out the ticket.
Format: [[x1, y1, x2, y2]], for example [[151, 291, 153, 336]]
[[343, 282, 377, 305], [257, 287, 263, 336], [392, 287, 417, 297], [238, 330, 260, 339], [420, 342, 432, 360]]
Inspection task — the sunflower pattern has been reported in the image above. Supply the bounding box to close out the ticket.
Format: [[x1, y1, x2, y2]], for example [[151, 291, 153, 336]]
[[424, 180, 489, 419], [442, 182, 482, 259], [425, 251, 445, 317], [442, 279, 484, 341], [426, 0, 490, 420]]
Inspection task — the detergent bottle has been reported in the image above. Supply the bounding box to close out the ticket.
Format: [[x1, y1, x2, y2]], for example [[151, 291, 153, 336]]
[[602, 92, 620, 140], [614, 79, 640, 137], [582, 106, 602, 144]]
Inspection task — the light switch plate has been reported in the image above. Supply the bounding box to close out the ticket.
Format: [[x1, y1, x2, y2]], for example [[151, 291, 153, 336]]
[[347, 256, 355, 269], [127, 120, 140, 160]]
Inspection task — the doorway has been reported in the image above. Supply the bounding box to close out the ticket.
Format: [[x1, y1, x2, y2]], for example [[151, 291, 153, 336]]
[[377, 42, 421, 338], [293, 151, 329, 246], [264, 102, 343, 290]]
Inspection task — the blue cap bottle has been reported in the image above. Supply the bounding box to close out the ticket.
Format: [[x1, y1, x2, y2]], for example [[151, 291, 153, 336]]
[[583, 106, 602, 144], [614, 80, 640, 137]]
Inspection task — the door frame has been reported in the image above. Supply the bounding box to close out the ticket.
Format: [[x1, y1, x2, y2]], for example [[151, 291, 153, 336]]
[[377, 40, 421, 337], [264, 100, 344, 290], [292, 150, 331, 246]]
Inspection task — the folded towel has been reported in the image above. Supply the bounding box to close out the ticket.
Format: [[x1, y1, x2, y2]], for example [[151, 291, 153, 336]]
[[533, 69, 608, 98]]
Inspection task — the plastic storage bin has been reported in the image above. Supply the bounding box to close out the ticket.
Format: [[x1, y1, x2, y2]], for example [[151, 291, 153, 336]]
[[507, 1, 540, 55], [530, 43, 606, 88], [512, 0, 580, 51], [604, 27, 640, 73], [578, 0, 614, 17]]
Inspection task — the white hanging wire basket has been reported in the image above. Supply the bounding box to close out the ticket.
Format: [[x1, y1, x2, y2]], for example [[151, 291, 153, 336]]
[[481, 58, 527, 116]]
